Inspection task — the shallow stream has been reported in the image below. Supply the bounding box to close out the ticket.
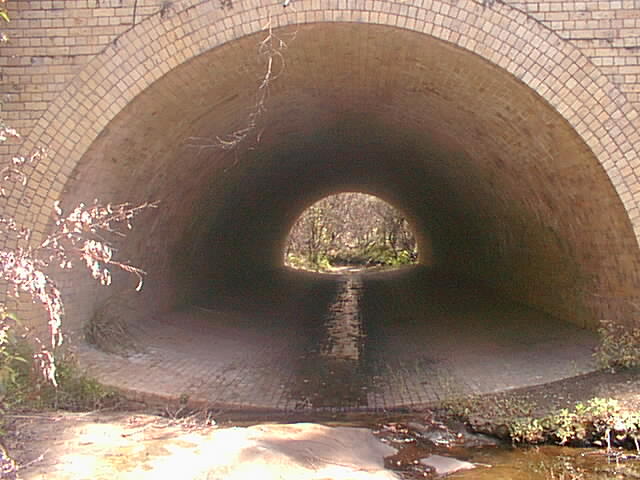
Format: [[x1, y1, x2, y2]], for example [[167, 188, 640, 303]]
[[370, 419, 640, 479], [451, 446, 640, 479]]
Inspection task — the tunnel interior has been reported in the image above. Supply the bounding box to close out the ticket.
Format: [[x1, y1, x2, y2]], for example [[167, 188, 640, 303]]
[[59, 23, 640, 406]]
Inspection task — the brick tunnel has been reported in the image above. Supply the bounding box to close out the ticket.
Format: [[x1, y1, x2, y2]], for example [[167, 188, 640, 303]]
[[8, 5, 640, 410]]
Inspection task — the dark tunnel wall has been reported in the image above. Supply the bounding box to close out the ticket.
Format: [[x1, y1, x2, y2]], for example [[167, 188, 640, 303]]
[[59, 23, 640, 333]]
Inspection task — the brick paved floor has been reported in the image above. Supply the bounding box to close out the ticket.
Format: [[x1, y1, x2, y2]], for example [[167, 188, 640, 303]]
[[76, 267, 598, 412]]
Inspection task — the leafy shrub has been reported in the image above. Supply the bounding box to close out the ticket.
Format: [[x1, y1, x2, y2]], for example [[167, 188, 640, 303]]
[[509, 417, 546, 444], [548, 408, 585, 445], [1, 333, 118, 412], [0, 316, 28, 401], [508, 397, 640, 448], [594, 319, 640, 369], [285, 252, 331, 272]]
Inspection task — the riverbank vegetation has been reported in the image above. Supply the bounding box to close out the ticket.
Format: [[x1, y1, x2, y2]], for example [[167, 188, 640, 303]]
[[438, 368, 640, 452], [1, 330, 118, 423], [594, 319, 640, 370], [507, 397, 640, 448]]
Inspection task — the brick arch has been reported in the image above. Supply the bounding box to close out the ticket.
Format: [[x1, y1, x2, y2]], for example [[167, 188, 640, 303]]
[[4, 0, 640, 407], [13, 0, 640, 244], [3, 0, 639, 340]]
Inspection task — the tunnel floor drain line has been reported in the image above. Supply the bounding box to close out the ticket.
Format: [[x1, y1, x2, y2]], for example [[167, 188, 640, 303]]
[[75, 271, 600, 412], [286, 276, 369, 409], [320, 276, 365, 361]]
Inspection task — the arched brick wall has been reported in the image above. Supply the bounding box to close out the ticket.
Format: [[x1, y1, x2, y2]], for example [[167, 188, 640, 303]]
[[3, 0, 640, 337], [8, 1, 640, 226]]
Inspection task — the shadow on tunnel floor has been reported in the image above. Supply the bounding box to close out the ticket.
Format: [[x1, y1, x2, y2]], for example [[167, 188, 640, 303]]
[[75, 266, 599, 412]]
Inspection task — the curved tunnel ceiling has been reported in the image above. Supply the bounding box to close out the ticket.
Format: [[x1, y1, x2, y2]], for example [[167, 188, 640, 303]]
[[63, 23, 640, 330]]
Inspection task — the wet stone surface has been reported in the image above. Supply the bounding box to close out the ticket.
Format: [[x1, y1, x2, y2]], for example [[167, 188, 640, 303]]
[[76, 267, 599, 412], [290, 276, 369, 408]]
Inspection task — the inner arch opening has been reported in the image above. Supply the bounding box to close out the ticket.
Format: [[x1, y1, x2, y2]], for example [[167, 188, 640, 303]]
[[283, 192, 421, 272]]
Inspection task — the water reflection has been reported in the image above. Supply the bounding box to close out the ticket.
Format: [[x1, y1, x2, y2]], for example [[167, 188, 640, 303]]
[[288, 275, 369, 409], [321, 276, 365, 361]]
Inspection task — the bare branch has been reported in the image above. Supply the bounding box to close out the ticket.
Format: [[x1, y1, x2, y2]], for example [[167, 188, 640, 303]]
[[1, 119, 158, 386], [186, 12, 297, 153]]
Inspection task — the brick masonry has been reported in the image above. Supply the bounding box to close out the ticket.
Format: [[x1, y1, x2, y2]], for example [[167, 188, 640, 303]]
[[2, 0, 640, 338]]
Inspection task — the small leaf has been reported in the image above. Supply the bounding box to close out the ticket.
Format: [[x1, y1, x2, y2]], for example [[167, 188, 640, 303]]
[[0, 11, 9, 22]]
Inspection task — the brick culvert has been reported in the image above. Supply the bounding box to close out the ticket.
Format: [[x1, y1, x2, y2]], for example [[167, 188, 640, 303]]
[[3, 5, 640, 411]]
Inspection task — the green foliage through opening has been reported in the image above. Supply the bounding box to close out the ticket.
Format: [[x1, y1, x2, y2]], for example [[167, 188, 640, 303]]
[[285, 192, 418, 272]]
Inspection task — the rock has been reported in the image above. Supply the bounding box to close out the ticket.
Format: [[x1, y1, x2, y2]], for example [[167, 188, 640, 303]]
[[406, 421, 458, 446], [419, 454, 475, 476], [203, 423, 401, 480], [420, 429, 459, 446], [407, 421, 501, 448], [407, 422, 430, 434], [48, 422, 401, 480], [457, 430, 502, 448], [467, 415, 511, 440]]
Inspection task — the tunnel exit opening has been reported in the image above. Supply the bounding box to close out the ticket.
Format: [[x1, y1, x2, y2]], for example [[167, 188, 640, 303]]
[[283, 192, 419, 273]]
